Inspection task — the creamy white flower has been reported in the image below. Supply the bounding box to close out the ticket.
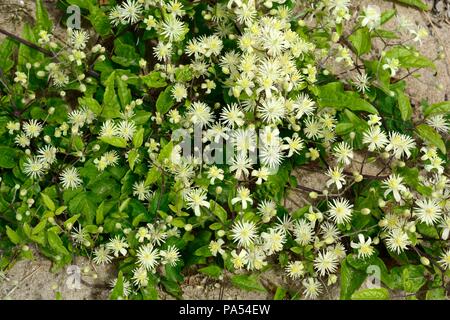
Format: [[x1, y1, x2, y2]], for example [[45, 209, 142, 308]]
[[360, 5, 381, 31], [314, 250, 339, 276], [285, 261, 305, 279], [185, 188, 210, 216], [137, 244, 159, 271], [107, 236, 129, 257], [231, 186, 253, 210], [302, 277, 322, 299], [383, 174, 408, 203], [350, 234, 375, 259], [413, 198, 442, 226], [60, 167, 82, 190], [328, 198, 353, 225], [386, 228, 410, 254], [231, 220, 257, 248]]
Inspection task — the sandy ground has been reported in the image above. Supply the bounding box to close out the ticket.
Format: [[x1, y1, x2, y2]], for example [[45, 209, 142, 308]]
[[0, 0, 449, 300]]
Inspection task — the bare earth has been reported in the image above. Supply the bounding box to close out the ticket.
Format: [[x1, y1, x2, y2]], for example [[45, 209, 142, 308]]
[[0, 0, 449, 300]]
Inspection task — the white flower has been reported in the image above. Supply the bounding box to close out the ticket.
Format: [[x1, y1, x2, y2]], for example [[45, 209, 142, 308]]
[[70, 29, 89, 50], [15, 133, 30, 148], [107, 236, 129, 257], [353, 72, 370, 93], [409, 26, 428, 45], [325, 166, 346, 190], [314, 250, 339, 276], [383, 174, 408, 203], [413, 198, 442, 226], [333, 141, 353, 166], [119, 0, 143, 24], [100, 120, 119, 138], [37, 145, 57, 165], [132, 267, 148, 287], [261, 228, 286, 255], [23, 119, 43, 138], [60, 167, 82, 190], [220, 103, 245, 128], [260, 143, 284, 169], [137, 244, 159, 271], [136, 227, 151, 243], [185, 188, 210, 216], [293, 219, 313, 245], [187, 102, 214, 128], [385, 132, 415, 159], [350, 234, 375, 259], [117, 120, 136, 141], [93, 246, 112, 265], [438, 215, 450, 240], [231, 220, 257, 248], [160, 16, 187, 42], [171, 83, 187, 102], [303, 117, 323, 140], [133, 181, 152, 201], [207, 165, 224, 184], [283, 134, 304, 157], [439, 249, 450, 270], [328, 198, 353, 225], [230, 153, 253, 180], [231, 249, 248, 269], [285, 261, 305, 279], [160, 245, 180, 267], [258, 96, 286, 124], [382, 58, 400, 77], [360, 5, 381, 31], [257, 200, 277, 222], [363, 126, 388, 151], [386, 228, 410, 254], [153, 41, 172, 62], [302, 277, 322, 299], [209, 239, 225, 257], [426, 115, 449, 134], [320, 221, 340, 244], [24, 157, 46, 179], [251, 167, 270, 185], [231, 186, 253, 210]]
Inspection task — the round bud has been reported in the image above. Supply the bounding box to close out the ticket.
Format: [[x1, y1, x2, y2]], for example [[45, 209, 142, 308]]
[[215, 186, 223, 194], [25, 149, 31, 155], [309, 192, 318, 199], [26, 63, 32, 70], [97, 226, 103, 233], [20, 189, 27, 197], [115, 223, 122, 230], [48, 217, 55, 224], [166, 215, 173, 223], [184, 224, 193, 232], [217, 230, 225, 237], [378, 199, 386, 208], [37, 71, 46, 78], [121, 75, 128, 81], [420, 256, 430, 266], [361, 208, 371, 215], [44, 135, 51, 144], [22, 245, 29, 251], [16, 213, 23, 221]]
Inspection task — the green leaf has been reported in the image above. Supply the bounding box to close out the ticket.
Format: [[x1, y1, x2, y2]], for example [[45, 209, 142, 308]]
[[349, 27, 372, 56], [156, 86, 175, 115], [317, 82, 378, 114], [402, 265, 426, 293], [35, 0, 52, 32], [128, 149, 139, 170], [335, 123, 354, 135], [6, 226, 21, 245], [0, 146, 18, 168], [41, 193, 56, 212], [116, 76, 132, 108], [273, 287, 287, 300], [194, 245, 212, 257], [388, 0, 429, 10], [423, 101, 450, 117], [145, 167, 160, 186], [0, 38, 17, 72], [63, 214, 81, 230], [380, 9, 397, 25], [102, 72, 121, 118], [141, 72, 167, 88], [396, 89, 412, 121], [32, 220, 47, 235], [133, 128, 145, 148], [426, 288, 446, 300], [340, 259, 367, 300], [417, 222, 439, 239], [231, 274, 266, 292], [100, 136, 128, 148], [351, 288, 390, 300], [198, 265, 222, 278], [416, 124, 446, 154], [47, 231, 70, 256], [385, 47, 434, 69], [79, 97, 102, 116], [87, 4, 112, 37], [96, 201, 106, 225], [158, 141, 174, 162], [109, 271, 124, 300], [210, 200, 227, 223]]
